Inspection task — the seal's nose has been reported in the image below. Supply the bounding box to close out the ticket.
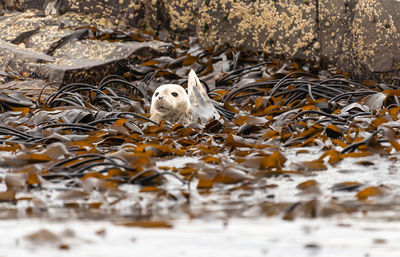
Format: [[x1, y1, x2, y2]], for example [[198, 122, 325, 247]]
[[158, 96, 164, 100]]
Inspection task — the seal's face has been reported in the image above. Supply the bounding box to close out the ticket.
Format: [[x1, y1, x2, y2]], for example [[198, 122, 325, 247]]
[[150, 84, 191, 123]]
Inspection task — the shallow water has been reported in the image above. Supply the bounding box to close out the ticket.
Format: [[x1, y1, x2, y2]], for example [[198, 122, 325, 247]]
[[2, 215, 400, 257], [1, 147, 400, 256]]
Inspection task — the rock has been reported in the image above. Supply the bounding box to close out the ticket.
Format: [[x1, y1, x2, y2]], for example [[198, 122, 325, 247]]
[[0, 11, 173, 84], [46, 39, 173, 84], [0, 40, 54, 79], [2, 0, 400, 82], [195, 0, 317, 60], [319, 0, 400, 81]]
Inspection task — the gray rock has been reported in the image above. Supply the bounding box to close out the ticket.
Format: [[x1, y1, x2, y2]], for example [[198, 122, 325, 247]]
[[0, 40, 54, 78], [0, 11, 173, 84], [320, 0, 400, 81]]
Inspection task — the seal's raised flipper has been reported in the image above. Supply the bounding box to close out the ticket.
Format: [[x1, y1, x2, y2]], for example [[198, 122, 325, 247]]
[[187, 69, 220, 123]]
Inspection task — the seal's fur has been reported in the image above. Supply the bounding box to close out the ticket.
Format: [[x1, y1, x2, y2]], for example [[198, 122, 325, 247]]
[[150, 70, 220, 125], [150, 84, 192, 125]]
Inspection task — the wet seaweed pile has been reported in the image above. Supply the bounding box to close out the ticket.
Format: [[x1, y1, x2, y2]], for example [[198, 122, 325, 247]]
[[0, 36, 400, 223]]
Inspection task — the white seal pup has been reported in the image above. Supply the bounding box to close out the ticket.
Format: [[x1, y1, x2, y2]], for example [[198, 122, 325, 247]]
[[150, 69, 220, 125], [150, 83, 192, 125]]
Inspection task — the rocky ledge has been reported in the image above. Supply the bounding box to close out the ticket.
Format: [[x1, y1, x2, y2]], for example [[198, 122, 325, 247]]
[[1, 0, 400, 83]]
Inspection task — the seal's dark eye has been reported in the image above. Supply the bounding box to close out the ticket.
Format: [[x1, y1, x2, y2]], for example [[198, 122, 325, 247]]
[[171, 92, 178, 97], [155, 92, 159, 96]]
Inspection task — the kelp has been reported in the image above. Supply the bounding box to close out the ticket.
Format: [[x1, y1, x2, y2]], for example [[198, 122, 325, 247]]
[[0, 32, 399, 221]]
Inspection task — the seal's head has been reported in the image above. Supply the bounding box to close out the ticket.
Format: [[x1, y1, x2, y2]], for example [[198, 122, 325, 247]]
[[150, 84, 192, 125]]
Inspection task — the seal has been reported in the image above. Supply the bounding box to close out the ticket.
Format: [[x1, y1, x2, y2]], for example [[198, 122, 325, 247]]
[[150, 69, 220, 125], [150, 83, 192, 125]]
